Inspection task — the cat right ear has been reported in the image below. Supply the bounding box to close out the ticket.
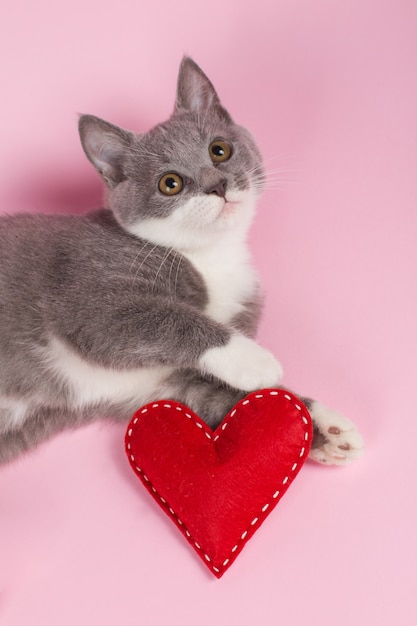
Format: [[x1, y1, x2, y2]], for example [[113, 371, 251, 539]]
[[78, 115, 133, 187], [175, 57, 232, 122]]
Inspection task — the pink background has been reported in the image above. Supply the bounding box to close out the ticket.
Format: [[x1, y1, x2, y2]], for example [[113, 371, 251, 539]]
[[1, 1, 416, 624]]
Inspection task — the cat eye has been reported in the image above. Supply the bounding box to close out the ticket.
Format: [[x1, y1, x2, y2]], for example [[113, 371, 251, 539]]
[[158, 173, 184, 196], [209, 140, 232, 163]]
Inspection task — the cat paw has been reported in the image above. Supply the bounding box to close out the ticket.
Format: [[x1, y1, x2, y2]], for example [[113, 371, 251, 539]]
[[308, 401, 364, 466], [199, 334, 283, 392]]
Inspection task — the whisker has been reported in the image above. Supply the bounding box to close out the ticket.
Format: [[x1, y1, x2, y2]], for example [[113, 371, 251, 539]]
[[151, 247, 174, 292], [128, 239, 151, 277], [168, 250, 179, 300], [252, 167, 305, 178], [129, 242, 160, 302], [249, 154, 302, 171], [252, 181, 301, 191], [251, 176, 302, 187], [173, 253, 183, 301], [253, 176, 302, 184]]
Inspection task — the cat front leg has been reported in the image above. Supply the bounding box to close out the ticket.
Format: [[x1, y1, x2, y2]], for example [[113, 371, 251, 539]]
[[200, 290, 284, 392], [199, 334, 283, 392], [53, 298, 283, 394]]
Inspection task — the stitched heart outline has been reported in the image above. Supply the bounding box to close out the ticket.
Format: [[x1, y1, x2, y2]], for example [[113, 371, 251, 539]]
[[125, 389, 312, 577]]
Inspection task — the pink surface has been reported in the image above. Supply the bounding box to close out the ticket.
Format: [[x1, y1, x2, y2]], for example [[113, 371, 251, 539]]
[[0, 1, 416, 624]]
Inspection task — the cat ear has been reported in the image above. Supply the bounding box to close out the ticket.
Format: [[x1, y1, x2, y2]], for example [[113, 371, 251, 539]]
[[78, 115, 134, 187], [175, 57, 232, 121]]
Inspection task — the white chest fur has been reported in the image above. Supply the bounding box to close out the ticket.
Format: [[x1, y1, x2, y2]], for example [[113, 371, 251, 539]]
[[183, 239, 258, 325]]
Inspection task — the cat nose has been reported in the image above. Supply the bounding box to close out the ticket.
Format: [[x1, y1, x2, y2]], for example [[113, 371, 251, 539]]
[[207, 179, 227, 198]]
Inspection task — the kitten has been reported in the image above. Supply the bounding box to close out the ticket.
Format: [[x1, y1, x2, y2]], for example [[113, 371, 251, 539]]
[[0, 58, 363, 465]]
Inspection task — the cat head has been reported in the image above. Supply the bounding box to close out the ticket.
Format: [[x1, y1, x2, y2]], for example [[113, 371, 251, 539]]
[[79, 58, 264, 250]]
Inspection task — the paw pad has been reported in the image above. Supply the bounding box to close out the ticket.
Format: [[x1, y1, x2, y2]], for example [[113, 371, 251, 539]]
[[308, 402, 364, 466]]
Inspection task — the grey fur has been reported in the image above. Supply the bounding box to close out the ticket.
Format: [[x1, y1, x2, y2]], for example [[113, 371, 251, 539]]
[[0, 57, 340, 467], [0, 58, 270, 463]]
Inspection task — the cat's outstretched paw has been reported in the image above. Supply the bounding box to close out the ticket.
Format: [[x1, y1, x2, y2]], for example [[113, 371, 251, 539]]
[[199, 334, 283, 392], [308, 401, 364, 466]]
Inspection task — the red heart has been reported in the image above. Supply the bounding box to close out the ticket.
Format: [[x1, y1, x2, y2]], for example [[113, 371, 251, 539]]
[[125, 389, 312, 578]]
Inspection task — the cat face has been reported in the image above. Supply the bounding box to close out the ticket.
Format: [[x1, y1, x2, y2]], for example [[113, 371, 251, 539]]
[[79, 58, 264, 250]]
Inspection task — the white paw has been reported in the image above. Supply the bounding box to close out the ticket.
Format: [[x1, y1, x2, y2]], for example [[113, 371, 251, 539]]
[[308, 401, 364, 466], [199, 334, 283, 392]]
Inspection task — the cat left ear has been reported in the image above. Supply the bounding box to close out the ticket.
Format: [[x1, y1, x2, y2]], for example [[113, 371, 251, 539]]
[[175, 57, 232, 121], [78, 115, 134, 187]]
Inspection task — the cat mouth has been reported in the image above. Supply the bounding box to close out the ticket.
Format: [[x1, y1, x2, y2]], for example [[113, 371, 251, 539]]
[[218, 199, 239, 218], [211, 198, 243, 227]]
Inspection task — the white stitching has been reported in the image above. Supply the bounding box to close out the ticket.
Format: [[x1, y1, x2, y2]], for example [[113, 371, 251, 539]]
[[128, 392, 311, 575]]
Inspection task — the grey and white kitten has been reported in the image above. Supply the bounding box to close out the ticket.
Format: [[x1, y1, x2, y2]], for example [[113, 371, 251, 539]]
[[0, 58, 363, 465]]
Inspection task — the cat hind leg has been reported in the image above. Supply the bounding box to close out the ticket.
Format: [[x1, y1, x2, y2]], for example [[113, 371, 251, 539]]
[[164, 373, 365, 465], [163, 369, 247, 429], [0, 405, 96, 465], [302, 398, 365, 465]]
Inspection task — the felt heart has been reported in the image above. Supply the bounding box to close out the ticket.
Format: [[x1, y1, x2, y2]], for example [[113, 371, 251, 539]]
[[125, 389, 312, 578]]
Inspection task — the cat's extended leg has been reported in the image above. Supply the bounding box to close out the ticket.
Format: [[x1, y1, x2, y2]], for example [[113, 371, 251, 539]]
[[301, 397, 364, 465], [163, 374, 365, 464]]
